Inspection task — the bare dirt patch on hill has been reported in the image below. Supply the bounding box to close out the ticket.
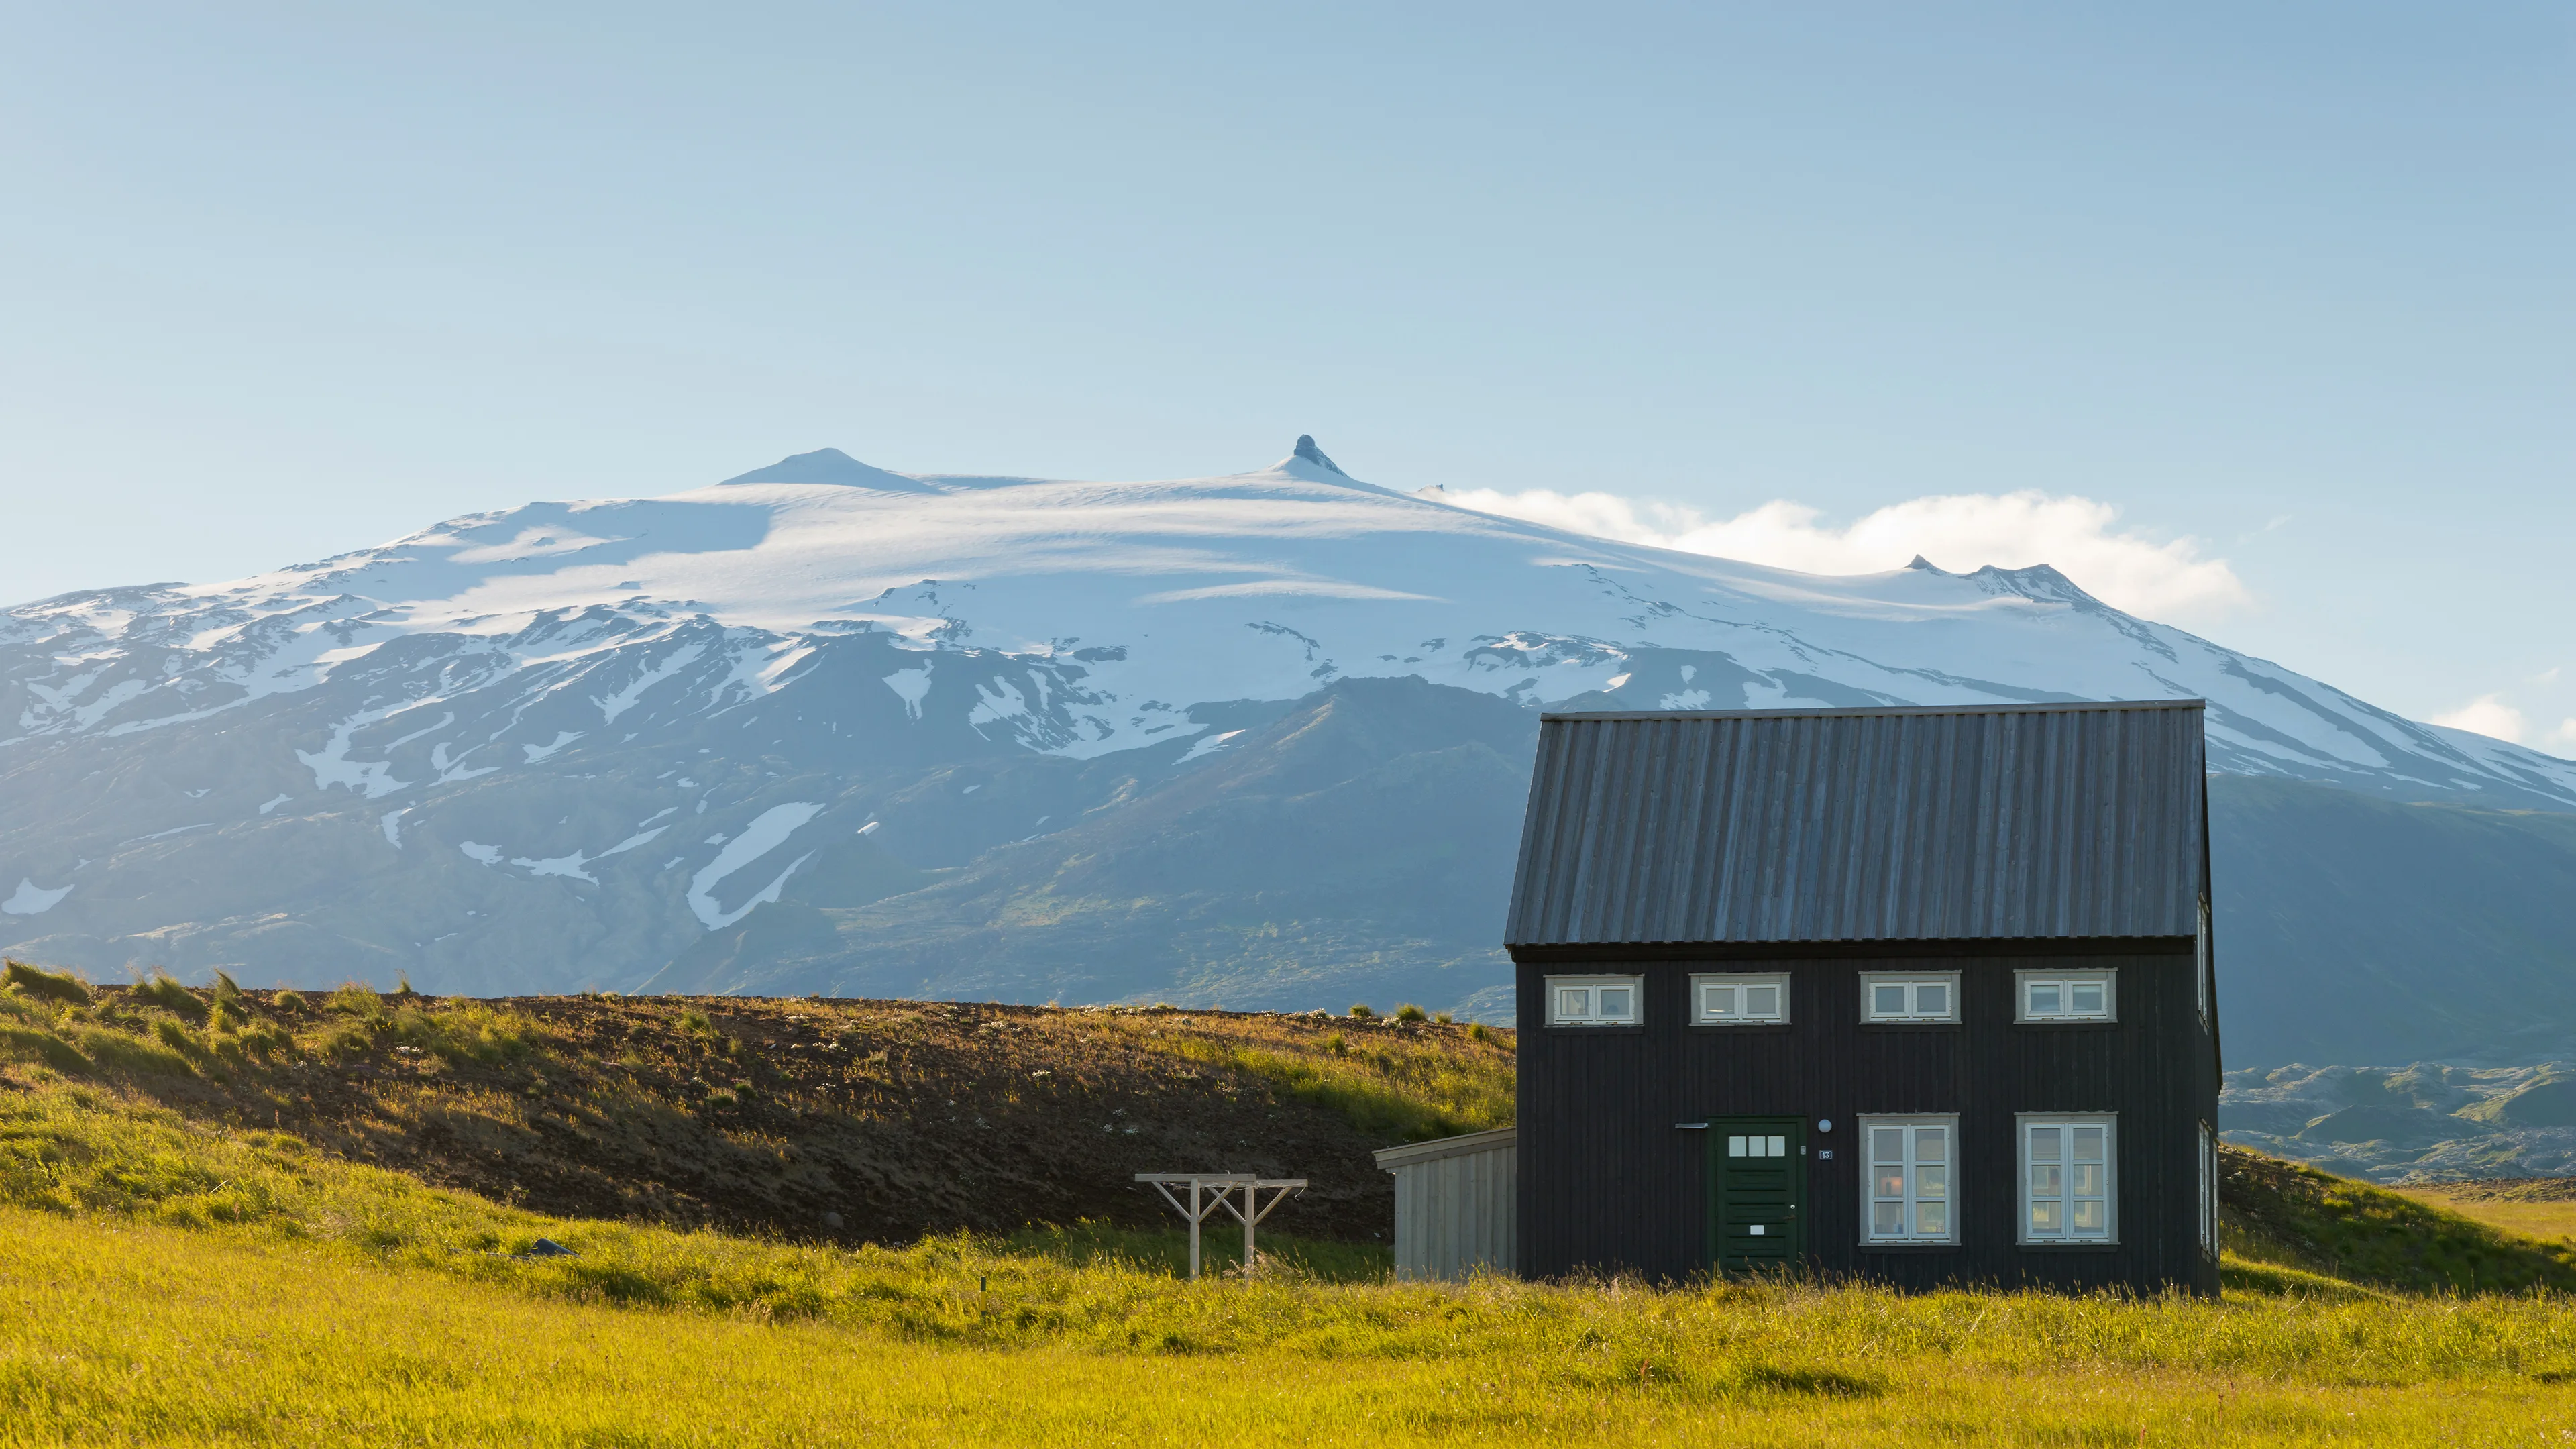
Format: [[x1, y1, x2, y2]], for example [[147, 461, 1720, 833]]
[[0, 975, 1513, 1248]]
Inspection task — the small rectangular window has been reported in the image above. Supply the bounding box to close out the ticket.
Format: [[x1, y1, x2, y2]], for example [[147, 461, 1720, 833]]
[[2020, 1114, 2116, 1244], [1545, 974, 1643, 1027], [1692, 972, 1790, 1026], [1860, 972, 1960, 1024], [1860, 1115, 1957, 1244], [2015, 970, 2116, 1022]]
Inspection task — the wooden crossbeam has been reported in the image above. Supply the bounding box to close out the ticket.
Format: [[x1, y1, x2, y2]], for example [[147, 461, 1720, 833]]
[[1136, 1173, 1308, 1279]]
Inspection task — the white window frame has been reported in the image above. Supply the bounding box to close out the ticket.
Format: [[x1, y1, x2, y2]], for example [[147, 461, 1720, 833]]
[[1860, 972, 1960, 1024], [2019, 1114, 2117, 1246], [1860, 1115, 1957, 1245], [2014, 969, 2116, 1023], [1692, 972, 1790, 1026], [1724, 1130, 1791, 1159], [1545, 974, 1642, 1027], [2198, 1122, 2219, 1256], [2196, 895, 2213, 1027]]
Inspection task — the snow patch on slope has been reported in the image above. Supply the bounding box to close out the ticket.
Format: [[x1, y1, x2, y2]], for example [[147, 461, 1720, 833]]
[[2, 879, 71, 916], [686, 803, 822, 929], [883, 663, 933, 719]]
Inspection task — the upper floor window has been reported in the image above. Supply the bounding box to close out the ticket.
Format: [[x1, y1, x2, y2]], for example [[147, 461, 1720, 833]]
[[1546, 975, 1642, 1026], [1861, 972, 1959, 1024], [1693, 972, 1789, 1026], [2020, 1114, 2116, 1244], [1862, 1116, 1955, 1244], [2015, 971, 2115, 1023]]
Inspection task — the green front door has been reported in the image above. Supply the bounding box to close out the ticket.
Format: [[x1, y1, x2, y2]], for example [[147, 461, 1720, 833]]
[[1709, 1117, 1806, 1273]]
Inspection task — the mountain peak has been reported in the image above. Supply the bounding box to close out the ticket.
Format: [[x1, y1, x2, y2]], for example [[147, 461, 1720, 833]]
[[718, 448, 938, 492], [1965, 562, 2100, 608], [1291, 435, 1347, 476]]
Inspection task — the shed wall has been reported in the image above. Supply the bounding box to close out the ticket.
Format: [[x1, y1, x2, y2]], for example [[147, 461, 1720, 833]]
[[1383, 1133, 1519, 1281]]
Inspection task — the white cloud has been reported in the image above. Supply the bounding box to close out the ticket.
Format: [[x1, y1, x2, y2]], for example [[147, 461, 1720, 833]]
[[1438, 487, 2252, 621], [2548, 718, 2576, 756], [2432, 693, 2529, 745]]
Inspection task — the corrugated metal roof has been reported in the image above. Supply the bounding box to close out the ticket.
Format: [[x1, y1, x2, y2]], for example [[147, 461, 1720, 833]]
[[1505, 700, 2206, 947]]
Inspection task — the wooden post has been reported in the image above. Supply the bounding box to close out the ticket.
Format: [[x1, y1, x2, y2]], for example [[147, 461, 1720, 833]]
[[1137, 1175, 1305, 1282]]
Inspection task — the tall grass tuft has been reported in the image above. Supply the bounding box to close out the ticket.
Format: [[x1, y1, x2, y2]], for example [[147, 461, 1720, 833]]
[[0, 1024, 91, 1073], [329, 982, 386, 1018], [76, 1027, 196, 1077], [385, 1000, 538, 1063], [132, 972, 205, 1021], [5, 960, 91, 1006], [150, 1018, 204, 1060]]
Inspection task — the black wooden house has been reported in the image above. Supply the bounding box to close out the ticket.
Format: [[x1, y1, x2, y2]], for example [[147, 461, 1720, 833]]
[[1505, 700, 2220, 1293]]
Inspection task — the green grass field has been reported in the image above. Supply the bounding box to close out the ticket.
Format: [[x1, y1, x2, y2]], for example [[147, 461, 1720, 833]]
[[9, 970, 2576, 1443]]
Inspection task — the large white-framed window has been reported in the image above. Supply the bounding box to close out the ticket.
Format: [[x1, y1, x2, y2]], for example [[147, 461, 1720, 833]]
[[1546, 975, 1642, 1027], [2196, 896, 2213, 1027], [2198, 1122, 2219, 1256], [1861, 972, 1960, 1024], [2020, 1114, 2116, 1244], [2015, 970, 2116, 1023], [1692, 972, 1789, 1026], [1861, 1116, 1956, 1244]]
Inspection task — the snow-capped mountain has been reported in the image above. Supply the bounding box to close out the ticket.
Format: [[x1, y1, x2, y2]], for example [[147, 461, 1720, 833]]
[[5, 439, 2571, 1002]]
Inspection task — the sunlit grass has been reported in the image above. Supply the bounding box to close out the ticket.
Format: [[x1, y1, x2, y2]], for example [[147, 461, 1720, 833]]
[[8, 1200, 2576, 1446], [1108, 1009, 1515, 1140], [2399, 1183, 2576, 1248], [9, 981, 2576, 1441]]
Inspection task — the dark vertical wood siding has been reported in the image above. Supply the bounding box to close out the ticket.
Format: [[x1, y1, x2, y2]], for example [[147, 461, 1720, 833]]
[[1515, 945, 2219, 1294]]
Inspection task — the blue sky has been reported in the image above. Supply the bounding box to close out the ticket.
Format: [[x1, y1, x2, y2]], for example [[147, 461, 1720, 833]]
[[3, 3, 2568, 746]]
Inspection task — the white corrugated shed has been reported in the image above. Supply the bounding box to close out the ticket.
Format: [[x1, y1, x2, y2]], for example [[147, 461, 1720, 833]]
[[1373, 1126, 1517, 1281]]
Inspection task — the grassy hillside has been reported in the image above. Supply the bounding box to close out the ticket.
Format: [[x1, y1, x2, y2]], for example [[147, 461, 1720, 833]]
[[7, 1079, 2576, 1444], [2218, 1145, 2576, 1295], [14, 970, 2576, 1441], [2398, 1175, 2576, 1247], [0, 965, 1511, 1246]]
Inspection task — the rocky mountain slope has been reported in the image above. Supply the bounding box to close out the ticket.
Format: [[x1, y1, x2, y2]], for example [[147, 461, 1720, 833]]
[[2223, 1060, 2576, 1185], [7, 440, 2573, 1051]]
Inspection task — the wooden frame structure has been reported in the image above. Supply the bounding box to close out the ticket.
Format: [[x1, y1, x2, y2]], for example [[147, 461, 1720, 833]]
[[1135, 1173, 1307, 1279]]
